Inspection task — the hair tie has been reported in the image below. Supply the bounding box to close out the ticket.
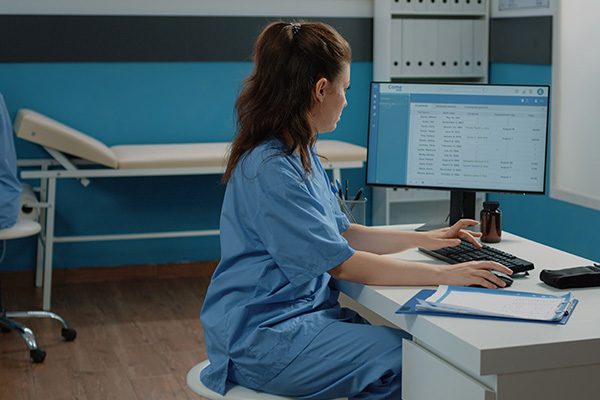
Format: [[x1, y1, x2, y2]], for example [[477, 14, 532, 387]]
[[291, 23, 301, 35]]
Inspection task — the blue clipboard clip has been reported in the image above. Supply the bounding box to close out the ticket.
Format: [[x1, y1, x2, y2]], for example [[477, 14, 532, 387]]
[[556, 297, 576, 317]]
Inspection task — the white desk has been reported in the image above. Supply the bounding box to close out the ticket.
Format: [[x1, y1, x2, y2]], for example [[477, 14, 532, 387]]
[[334, 224, 600, 400]]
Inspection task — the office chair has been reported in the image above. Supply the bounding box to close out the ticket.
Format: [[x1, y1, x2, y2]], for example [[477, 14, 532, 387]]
[[0, 93, 76, 363], [0, 219, 77, 363]]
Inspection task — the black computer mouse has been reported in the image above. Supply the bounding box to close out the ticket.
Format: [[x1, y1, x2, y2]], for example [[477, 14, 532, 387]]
[[471, 270, 514, 288], [491, 270, 514, 287]]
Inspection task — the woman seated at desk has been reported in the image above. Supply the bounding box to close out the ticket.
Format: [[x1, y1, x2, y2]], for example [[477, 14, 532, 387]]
[[200, 21, 512, 400]]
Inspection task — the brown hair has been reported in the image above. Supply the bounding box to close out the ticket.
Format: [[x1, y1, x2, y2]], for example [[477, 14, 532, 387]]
[[222, 21, 352, 182]]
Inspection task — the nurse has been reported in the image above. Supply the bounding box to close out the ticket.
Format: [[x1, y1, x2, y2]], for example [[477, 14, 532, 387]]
[[200, 21, 512, 399]]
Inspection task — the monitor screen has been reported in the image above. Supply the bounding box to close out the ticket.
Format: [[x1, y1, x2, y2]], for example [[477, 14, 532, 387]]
[[366, 82, 550, 195]]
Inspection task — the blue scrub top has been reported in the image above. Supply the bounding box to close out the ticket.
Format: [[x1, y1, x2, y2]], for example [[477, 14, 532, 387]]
[[200, 138, 355, 394]]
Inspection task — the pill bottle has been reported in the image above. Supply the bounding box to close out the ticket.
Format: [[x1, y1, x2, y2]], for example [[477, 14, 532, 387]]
[[480, 201, 501, 243]]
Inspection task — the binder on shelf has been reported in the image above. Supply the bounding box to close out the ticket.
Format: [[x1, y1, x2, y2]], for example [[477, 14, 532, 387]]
[[437, 0, 452, 13], [423, 19, 438, 75], [460, 20, 474, 75], [472, 0, 488, 14], [437, 19, 460, 75], [391, 0, 415, 14], [449, 0, 463, 13], [413, 0, 427, 13], [401, 18, 415, 76], [473, 19, 486, 76], [396, 285, 577, 325], [412, 20, 428, 76], [449, 20, 463, 75], [390, 18, 404, 76]]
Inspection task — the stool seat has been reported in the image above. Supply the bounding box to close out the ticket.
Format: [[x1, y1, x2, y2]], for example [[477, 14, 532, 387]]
[[187, 360, 301, 400], [0, 219, 41, 240]]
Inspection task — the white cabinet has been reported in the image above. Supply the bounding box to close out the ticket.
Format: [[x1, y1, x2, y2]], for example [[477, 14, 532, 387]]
[[371, 0, 489, 226], [403, 340, 496, 400], [371, 187, 485, 226]]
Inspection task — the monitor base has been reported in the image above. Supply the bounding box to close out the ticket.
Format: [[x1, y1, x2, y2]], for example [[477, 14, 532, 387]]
[[415, 222, 450, 232], [415, 222, 480, 232]]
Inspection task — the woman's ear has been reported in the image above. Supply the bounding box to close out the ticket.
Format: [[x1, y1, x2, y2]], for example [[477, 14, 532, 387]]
[[314, 77, 328, 102]]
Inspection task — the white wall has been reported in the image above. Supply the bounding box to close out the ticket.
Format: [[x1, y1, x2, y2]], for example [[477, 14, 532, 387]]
[[550, 0, 600, 210], [0, 0, 373, 17]]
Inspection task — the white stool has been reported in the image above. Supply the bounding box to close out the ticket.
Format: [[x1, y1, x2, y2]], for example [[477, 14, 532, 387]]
[[187, 360, 347, 400], [0, 219, 77, 363], [187, 360, 301, 400]]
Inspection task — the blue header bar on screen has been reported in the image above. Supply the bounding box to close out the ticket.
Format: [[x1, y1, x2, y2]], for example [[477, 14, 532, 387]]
[[409, 93, 548, 106]]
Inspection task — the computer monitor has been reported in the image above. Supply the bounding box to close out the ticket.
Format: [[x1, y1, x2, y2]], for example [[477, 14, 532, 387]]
[[366, 82, 550, 229]]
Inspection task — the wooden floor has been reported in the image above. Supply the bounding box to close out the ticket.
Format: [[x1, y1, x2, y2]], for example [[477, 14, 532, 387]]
[[0, 267, 214, 399]]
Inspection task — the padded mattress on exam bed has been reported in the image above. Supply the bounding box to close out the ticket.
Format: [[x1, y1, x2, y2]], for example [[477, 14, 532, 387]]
[[14, 109, 367, 170]]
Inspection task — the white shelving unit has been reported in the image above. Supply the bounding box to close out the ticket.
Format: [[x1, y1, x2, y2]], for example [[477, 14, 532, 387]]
[[374, 0, 489, 81], [371, 0, 489, 226], [372, 187, 485, 226]]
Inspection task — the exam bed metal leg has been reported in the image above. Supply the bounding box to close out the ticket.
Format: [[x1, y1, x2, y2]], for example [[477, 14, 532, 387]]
[[42, 177, 56, 311]]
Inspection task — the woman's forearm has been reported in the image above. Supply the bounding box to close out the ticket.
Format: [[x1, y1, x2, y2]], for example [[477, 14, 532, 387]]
[[329, 249, 512, 289], [340, 224, 427, 255], [329, 250, 442, 286]]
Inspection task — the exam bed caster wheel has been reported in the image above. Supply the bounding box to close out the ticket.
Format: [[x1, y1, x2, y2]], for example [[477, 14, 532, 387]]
[[31, 348, 46, 363], [62, 327, 77, 341]]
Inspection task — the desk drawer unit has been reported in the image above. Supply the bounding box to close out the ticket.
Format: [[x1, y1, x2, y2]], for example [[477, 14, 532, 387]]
[[402, 340, 495, 400]]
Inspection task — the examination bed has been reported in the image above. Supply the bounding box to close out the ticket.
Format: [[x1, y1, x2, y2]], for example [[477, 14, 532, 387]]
[[14, 109, 367, 310]]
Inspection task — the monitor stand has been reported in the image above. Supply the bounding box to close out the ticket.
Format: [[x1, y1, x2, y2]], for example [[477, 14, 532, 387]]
[[416, 191, 477, 232]]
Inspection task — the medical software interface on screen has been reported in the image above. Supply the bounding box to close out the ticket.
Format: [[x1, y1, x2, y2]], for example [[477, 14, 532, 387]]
[[367, 83, 549, 193]]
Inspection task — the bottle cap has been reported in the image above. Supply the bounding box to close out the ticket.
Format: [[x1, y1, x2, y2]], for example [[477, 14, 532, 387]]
[[483, 201, 500, 210]]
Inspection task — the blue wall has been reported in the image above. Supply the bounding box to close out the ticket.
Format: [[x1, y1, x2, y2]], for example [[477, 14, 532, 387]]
[[488, 63, 599, 262], [4, 59, 598, 271], [0, 61, 372, 271]]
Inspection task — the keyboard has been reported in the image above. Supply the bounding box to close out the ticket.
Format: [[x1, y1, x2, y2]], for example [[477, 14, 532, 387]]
[[419, 239, 534, 274]]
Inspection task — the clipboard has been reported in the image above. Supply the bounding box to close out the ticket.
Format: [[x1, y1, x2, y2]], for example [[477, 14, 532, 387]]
[[396, 286, 578, 325]]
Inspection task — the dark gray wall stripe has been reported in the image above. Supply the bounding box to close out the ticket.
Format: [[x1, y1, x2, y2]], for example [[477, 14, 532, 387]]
[[489, 16, 552, 65], [0, 15, 372, 63]]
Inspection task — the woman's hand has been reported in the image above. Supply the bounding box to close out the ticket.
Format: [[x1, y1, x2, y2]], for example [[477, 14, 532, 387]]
[[419, 219, 482, 251], [439, 260, 513, 289]]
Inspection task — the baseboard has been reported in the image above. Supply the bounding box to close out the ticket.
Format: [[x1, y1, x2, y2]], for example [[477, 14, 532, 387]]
[[0, 260, 219, 288]]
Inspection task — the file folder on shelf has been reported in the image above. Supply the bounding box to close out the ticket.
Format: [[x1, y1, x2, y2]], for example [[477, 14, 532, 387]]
[[396, 285, 577, 325]]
